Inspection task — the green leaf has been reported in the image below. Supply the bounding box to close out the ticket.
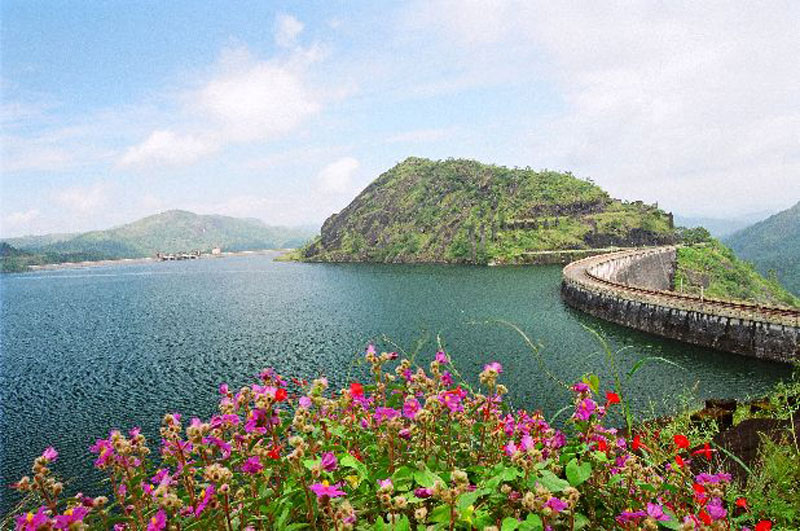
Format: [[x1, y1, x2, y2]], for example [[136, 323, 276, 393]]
[[414, 467, 443, 488], [456, 489, 483, 511], [501, 517, 520, 531], [340, 454, 368, 479], [393, 515, 411, 531], [429, 504, 452, 524], [565, 458, 592, 487], [519, 513, 543, 531], [536, 470, 570, 492], [583, 373, 600, 393], [573, 513, 590, 530], [659, 510, 681, 530], [302, 458, 318, 471]]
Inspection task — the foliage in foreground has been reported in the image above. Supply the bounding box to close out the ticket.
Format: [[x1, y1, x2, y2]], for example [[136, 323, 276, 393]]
[[9, 347, 782, 530]]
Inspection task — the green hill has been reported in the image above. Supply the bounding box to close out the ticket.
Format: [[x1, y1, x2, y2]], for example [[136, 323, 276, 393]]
[[725, 201, 800, 295], [675, 240, 799, 308], [1, 210, 314, 271], [302, 157, 676, 264]]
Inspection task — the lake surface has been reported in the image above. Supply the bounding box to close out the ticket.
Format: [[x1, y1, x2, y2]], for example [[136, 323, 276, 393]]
[[0, 252, 787, 511]]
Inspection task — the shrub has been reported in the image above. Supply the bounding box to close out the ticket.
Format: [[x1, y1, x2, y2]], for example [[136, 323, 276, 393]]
[[8, 347, 777, 530]]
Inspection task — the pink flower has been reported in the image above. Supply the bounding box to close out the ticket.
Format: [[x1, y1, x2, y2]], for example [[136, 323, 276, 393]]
[[483, 362, 503, 373], [147, 509, 167, 531], [706, 498, 727, 520], [574, 398, 597, 421], [414, 487, 433, 498], [402, 398, 420, 419], [435, 351, 448, 364], [440, 371, 453, 387], [195, 484, 215, 516], [16, 507, 51, 530], [54, 506, 89, 529], [310, 482, 346, 499], [520, 434, 535, 452], [298, 396, 312, 409], [374, 407, 400, 423], [42, 447, 58, 462], [545, 497, 568, 513], [504, 441, 518, 456], [241, 456, 263, 475], [219, 383, 229, 395], [320, 452, 338, 472], [646, 503, 669, 521], [571, 382, 590, 393], [377, 478, 393, 490]]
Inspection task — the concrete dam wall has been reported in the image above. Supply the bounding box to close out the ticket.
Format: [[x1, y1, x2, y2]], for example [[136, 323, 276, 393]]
[[561, 247, 800, 363]]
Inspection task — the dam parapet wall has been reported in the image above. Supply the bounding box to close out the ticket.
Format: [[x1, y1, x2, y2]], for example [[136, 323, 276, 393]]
[[561, 246, 800, 363]]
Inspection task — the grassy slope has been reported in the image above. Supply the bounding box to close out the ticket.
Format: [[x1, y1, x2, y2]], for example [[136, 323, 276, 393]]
[[675, 240, 800, 307], [726, 201, 800, 295], [305, 157, 676, 264]]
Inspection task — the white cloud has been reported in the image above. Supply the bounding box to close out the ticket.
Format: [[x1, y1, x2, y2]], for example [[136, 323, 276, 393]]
[[407, 1, 800, 216], [117, 45, 322, 169], [119, 130, 216, 168], [3, 209, 41, 234], [315, 157, 360, 195], [55, 182, 109, 214], [275, 14, 304, 48]]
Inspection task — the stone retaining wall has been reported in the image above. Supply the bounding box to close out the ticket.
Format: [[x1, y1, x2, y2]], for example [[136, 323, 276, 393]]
[[561, 247, 800, 363]]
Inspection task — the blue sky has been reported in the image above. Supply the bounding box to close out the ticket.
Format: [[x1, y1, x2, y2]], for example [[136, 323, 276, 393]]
[[2, 1, 799, 237]]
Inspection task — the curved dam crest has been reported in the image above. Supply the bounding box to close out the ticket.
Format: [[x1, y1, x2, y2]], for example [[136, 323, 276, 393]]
[[561, 246, 800, 363]]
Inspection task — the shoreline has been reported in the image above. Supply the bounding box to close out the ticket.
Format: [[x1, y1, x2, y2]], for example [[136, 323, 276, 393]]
[[24, 249, 291, 272]]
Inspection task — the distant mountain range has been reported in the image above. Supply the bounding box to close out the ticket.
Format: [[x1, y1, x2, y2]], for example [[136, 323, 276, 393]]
[[303, 157, 677, 264], [673, 211, 774, 238], [725, 201, 800, 295], [1, 210, 315, 272]]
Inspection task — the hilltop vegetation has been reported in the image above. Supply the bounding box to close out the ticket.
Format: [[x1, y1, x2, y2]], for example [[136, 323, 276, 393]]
[[303, 158, 676, 264], [726, 201, 800, 295], [675, 239, 799, 308], [1, 210, 314, 272]]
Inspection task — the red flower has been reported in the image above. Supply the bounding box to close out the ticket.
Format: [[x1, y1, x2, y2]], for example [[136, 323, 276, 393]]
[[675, 455, 685, 467], [275, 388, 288, 402], [349, 382, 364, 397], [605, 392, 620, 405], [698, 510, 712, 525], [597, 439, 608, 452], [735, 497, 748, 510], [692, 483, 706, 495], [755, 521, 772, 531], [674, 434, 690, 449], [631, 434, 650, 452], [266, 445, 282, 459], [692, 442, 715, 460]]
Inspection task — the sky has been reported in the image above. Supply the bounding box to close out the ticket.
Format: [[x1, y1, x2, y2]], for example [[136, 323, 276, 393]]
[[2, 1, 799, 237]]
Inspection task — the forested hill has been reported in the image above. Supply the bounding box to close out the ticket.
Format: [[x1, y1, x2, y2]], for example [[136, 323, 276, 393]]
[[726, 201, 800, 295], [1, 210, 314, 271], [303, 157, 676, 264]]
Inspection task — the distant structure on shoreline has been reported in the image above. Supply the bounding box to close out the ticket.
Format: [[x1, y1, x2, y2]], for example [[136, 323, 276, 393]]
[[155, 251, 201, 261]]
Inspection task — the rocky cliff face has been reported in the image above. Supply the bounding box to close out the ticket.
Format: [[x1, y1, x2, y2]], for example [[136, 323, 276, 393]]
[[304, 157, 676, 264]]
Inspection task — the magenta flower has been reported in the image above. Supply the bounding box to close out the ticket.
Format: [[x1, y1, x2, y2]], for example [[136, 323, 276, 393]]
[[53, 506, 89, 529], [504, 441, 518, 456], [545, 497, 568, 513], [204, 436, 232, 459], [402, 398, 421, 419], [574, 398, 597, 421], [440, 371, 453, 387], [571, 382, 590, 393], [374, 407, 400, 423], [414, 487, 433, 498], [195, 484, 215, 516], [615, 510, 646, 524], [646, 503, 670, 521], [520, 434, 535, 452], [41, 446, 58, 462], [435, 351, 448, 364], [310, 482, 346, 499], [241, 456, 263, 475], [16, 507, 51, 530], [483, 362, 503, 373], [219, 383, 230, 395], [147, 509, 167, 531], [377, 478, 393, 490], [320, 452, 338, 472], [706, 498, 727, 520]]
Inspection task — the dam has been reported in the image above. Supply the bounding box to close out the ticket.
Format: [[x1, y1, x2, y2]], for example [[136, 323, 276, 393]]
[[561, 246, 800, 363]]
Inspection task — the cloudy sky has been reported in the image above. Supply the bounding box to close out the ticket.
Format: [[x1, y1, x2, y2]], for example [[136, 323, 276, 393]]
[[2, 1, 798, 237]]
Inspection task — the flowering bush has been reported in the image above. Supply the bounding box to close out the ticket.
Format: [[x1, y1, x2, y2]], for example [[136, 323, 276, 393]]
[[9, 346, 777, 530]]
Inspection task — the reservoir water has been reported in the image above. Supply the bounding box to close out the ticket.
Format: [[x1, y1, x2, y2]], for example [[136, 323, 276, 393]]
[[0, 252, 787, 511]]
